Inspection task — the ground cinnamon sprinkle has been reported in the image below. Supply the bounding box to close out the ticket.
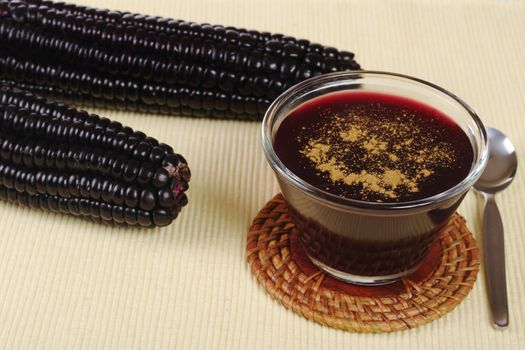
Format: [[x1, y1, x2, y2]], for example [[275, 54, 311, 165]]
[[298, 109, 457, 201]]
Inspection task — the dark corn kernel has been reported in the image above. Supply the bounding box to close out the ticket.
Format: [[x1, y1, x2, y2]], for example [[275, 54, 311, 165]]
[[158, 187, 175, 208], [152, 167, 169, 188], [137, 209, 152, 227], [124, 207, 138, 225], [153, 208, 172, 227], [139, 188, 156, 211], [124, 186, 139, 208]]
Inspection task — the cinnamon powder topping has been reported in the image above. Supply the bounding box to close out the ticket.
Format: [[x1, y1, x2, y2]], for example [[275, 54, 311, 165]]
[[298, 109, 457, 201]]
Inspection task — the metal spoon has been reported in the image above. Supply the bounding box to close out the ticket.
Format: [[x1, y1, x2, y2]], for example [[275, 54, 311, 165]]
[[474, 127, 517, 328]]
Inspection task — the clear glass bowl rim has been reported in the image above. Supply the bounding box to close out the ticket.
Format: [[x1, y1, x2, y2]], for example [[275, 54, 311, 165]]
[[261, 70, 489, 211]]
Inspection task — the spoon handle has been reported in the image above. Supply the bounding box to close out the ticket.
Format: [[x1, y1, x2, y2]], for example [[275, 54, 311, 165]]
[[482, 192, 509, 328]]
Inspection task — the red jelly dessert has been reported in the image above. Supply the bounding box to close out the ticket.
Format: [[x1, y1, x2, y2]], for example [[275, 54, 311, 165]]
[[274, 91, 474, 203], [272, 91, 475, 278]]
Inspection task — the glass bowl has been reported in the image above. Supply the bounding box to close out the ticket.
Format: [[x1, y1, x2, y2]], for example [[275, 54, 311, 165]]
[[261, 71, 488, 285]]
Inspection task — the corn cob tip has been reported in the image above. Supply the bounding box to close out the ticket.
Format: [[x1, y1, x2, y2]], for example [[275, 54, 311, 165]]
[[0, 83, 190, 228]]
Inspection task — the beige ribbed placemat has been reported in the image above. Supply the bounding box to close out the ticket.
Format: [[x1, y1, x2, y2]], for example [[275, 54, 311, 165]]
[[0, 0, 524, 349]]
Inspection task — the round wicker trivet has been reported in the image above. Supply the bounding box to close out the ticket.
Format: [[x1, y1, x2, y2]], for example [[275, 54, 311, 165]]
[[246, 194, 480, 333]]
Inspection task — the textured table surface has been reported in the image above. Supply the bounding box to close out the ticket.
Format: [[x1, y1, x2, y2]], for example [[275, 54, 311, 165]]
[[0, 0, 524, 349]]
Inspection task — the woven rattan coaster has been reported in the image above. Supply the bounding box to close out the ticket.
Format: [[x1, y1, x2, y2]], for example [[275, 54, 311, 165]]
[[246, 194, 480, 333]]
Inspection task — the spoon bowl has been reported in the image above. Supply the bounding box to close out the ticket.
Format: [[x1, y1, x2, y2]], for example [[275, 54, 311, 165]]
[[474, 128, 517, 194]]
